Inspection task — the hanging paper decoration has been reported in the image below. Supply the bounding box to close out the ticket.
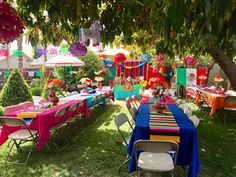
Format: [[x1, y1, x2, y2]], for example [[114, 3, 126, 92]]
[[49, 48, 58, 54], [0, 2, 25, 43], [13, 50, 23, 56], [184, 55, 197, 66], [141, 53, 151, 62], [22, 71, 28, 77], [70, 42, 87, 56], [37, 48, 47, 55], [155, 54, 165, 62], [59, 47, 69, 53], [0, 50, 9, 56], [78, 20, 101, 46], [114, 53, 127, 64]]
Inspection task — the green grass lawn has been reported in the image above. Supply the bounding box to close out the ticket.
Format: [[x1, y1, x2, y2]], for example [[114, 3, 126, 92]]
[[0, 102, 236, 177]]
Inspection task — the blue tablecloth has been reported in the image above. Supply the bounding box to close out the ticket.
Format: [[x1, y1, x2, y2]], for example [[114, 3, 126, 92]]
[[86, 93, 106, 109], [128, 104, 199, 177]]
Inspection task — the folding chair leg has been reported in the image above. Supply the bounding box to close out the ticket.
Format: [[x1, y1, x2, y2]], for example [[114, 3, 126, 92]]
[[117, 155, 130, 172], [6, 140, 15, 164], [25, 141, 36, 164]]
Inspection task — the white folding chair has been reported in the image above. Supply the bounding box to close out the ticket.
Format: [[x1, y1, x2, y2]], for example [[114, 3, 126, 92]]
[[134, 140, 179, 177], [0, 117, 38, 164], [114, 113, 133, 172], [188, 115, 200, 128]]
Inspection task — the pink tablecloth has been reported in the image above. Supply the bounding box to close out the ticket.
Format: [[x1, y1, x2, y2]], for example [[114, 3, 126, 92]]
[[0, 99, 88, 151]]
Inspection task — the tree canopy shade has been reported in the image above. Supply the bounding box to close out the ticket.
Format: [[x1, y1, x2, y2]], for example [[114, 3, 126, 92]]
[[5, 0, 236, 89]]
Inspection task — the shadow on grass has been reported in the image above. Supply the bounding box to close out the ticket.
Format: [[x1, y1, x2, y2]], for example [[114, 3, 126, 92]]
[[0, 105, 134, 177]]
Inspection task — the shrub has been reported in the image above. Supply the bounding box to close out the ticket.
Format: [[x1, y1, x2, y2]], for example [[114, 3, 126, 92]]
[[30, 87, 42, 96], [0, 69, 33, 107]]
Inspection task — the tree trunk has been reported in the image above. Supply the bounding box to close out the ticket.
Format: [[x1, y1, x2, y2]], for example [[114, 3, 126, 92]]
[[17, 36, 23, 72], [206, 44, 236, 90]]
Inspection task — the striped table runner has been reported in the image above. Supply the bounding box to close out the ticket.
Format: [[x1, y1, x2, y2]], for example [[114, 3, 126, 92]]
[[149, 104, 180, 143]]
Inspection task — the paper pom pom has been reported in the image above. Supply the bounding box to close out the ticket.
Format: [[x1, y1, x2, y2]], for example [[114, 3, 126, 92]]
[[142, 53, 151, 62], [155, 55, 165, 62], [0, 2, 25, 43], [70, 42, 87, 56], [114, 53, 127, 64]]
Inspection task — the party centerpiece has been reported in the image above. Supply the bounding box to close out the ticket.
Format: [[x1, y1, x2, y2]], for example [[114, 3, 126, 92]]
[[213, 75, 224, 94], [80, 78, 92, 94], [46, 79, 64, 105], [95, 76, 104, 90]]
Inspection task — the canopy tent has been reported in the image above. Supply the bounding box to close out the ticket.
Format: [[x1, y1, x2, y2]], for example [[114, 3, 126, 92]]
[[97, 48, 130, 56], [44, 54, 85, 67]]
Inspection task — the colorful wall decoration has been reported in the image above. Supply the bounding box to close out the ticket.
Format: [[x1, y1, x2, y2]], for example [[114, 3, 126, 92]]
[[176, 68, 207, 86]]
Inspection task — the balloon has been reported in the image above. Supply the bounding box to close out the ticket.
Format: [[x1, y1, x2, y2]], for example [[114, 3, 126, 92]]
[[142, 53, 151, 62]]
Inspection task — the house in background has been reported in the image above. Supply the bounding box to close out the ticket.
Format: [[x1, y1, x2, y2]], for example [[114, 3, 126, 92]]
[[0, 53, 33, 69]]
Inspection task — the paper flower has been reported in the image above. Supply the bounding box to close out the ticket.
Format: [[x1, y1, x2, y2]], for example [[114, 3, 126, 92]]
[[140, 80, 147, 87], [80, 77, 92, 84], [214, 75, 224, 83], [155, 54, 165, 62], [0, 2, 25, 43], [184, 55, 197, 66], [142, 53, 151, 62], [114, 53, 127, 64], [109, 80, 114, 87], [70, 42, 87, 56]]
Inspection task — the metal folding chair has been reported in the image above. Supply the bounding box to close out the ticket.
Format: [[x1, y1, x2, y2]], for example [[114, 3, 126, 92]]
[[134, 140, 179, 177], [0, 117, 38, 164], [114, 113, 134, 172]]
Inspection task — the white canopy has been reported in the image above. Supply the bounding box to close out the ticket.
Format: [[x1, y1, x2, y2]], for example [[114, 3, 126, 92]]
[[44, 54, 85, 67], [97, 48, 130, 56]]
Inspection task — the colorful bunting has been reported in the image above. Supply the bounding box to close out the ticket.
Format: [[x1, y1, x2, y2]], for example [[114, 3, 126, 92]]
[[37, 48, 47, 55], [0, 49, 9, 56], [13, 50, 23, 56], [49, 48, 58, 54], [59, 47, 69, 53]]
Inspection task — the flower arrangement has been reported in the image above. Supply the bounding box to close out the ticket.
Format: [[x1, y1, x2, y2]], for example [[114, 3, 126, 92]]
[[213, 75, 224, 94], [184, 55, 197, 66], [45, 78, 64, 105]]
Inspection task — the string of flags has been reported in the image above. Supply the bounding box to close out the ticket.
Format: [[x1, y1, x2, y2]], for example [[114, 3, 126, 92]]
[[0, 46, 70, 57], [0, 71, 42, 79]]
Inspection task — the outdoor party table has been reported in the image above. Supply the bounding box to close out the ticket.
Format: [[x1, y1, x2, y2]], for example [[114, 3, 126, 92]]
[[128, 103, 199, 177], [113, 84, 144, 100], [0, 99, 88, 151], [141, 89, 175, 104], [186, 86, 236, 116], [61, 92, 107, 109]]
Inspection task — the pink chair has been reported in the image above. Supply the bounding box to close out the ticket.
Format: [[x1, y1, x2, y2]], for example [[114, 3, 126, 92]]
[[2, 105, 25, 115], [19, 101, 34, 109]]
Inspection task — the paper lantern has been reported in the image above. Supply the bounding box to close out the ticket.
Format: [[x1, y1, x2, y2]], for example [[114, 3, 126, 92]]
[[114, 53, 127, 64], [142, 53, 151, 62], [0, 2, 25, 43], [70, 42, 87, 56]]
